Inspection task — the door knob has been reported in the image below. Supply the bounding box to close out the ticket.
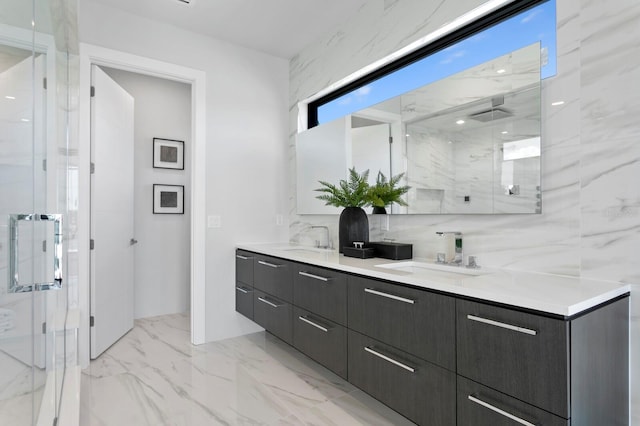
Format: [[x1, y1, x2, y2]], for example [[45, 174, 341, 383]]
[[130, 238, 138, 245]]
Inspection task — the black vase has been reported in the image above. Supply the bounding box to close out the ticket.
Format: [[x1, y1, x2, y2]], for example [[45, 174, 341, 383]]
[[372, 206, 387, 214], [338, 207, 369, 253]]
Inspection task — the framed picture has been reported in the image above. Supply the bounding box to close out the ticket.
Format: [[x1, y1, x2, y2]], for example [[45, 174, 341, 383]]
[[153, 184, 184, 214], [153, 138, 184, 170]]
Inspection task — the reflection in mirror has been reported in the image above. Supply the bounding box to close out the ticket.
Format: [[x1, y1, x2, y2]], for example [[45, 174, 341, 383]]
[[296, 42, 541, 215], [401, 42, 540, 214], [296, 115, 391, 214]]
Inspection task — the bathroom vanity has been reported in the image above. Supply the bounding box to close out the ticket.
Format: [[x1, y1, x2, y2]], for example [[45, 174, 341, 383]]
[[235, 244, 630, 426]]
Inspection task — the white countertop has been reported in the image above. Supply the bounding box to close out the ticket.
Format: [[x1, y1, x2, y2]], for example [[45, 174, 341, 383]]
[[237, 243, 631, 317]]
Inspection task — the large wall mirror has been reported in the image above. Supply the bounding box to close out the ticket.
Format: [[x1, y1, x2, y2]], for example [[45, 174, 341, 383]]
[[296, 42, 541, 215]]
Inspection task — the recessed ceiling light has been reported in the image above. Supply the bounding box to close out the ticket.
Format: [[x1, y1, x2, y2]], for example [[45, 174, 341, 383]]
[[496, 69, 506, 74], [5, 95, 15, 100], [456, 119, 465, 125], [551, 101, 565, 106], [21, 118, 30, 122], [501, 131, 508, 134]]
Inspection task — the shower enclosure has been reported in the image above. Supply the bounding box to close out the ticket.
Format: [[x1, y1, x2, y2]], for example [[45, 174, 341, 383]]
[[0, 0, 79, 424]]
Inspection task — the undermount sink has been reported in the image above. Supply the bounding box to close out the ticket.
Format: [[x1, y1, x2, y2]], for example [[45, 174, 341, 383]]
[[375, 261, 489, 276], [277, 246, 334, 254]]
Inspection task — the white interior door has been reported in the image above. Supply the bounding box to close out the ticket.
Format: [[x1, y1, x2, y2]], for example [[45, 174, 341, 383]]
[[351, 123, 391, 184], [90, 65, 135, 359]]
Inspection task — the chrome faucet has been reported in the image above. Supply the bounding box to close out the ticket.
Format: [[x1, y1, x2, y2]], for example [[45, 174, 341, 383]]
[[435, 232, 463, 265], [311, 226, 332, 249]]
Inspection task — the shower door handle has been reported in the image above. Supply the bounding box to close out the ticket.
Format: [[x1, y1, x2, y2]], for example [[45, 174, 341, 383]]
[[8, 213, 63, 293]]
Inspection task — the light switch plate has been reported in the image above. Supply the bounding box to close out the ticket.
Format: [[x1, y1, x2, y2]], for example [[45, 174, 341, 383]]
[[207, 215, 221, 228], [276, 214, 284, 226]]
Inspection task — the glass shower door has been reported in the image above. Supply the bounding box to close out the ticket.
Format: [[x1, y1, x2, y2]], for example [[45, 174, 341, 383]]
[[0, 49, 49, 426], [0, 0, 78, 424]]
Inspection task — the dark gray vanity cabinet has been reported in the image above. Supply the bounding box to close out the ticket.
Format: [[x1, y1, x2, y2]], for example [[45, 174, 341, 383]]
[[253, 289, 293, 344], [457, 297, 629, 426], [348, 330, 456, 426], [235, 250, 255, 319], [457, 299, 569, 418], [292, 264, 349, 378], [293, 306, 348, 379], [293, 264, 347, 326], [457, 376, 568, 426], [348, 275, 456, 370], [253, 254, 293, 302], [236, 249, 630, 426]]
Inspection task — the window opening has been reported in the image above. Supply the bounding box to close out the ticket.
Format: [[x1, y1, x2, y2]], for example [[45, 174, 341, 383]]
[[310, 0, 555, 127]]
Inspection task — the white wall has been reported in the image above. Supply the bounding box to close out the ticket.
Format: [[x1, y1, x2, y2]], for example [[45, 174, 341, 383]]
[[288, 0, 640, 422], [80, 1, 290, 342], [102, 67, 191, 320]]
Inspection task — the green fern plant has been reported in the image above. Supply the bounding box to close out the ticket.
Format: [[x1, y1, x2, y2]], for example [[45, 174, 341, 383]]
[[367, 171, 410, 208], [315, 168, 371, 208]]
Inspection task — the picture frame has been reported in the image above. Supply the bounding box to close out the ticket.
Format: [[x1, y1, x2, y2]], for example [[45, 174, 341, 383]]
[[153, 138, 184, 170], [153, 184, 184, 214]]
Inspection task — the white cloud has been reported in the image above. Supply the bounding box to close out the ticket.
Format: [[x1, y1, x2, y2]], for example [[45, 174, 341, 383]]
[[356, 85, 372, 96], [439, 50, 467, 64], [521, 9, 542, 24]]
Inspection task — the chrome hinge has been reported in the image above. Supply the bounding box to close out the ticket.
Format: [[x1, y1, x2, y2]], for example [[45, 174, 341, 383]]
[[90, 86, 95, 97], [90, 239, 95, 250], [90, 316, 95, 327], [43, 77, 47, 90], [42, 240, 47, 252], [42, 322, 46, 334], [42, 159, 47, 171], [90, 162, 95, 174], [389, 136, 393, 144]]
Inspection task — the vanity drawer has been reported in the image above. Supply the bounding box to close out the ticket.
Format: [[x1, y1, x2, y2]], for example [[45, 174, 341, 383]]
[[293, 264, 347, 325], [457, 376, 568, 426], [293, 307, 347, 379], [254, 255, 293, 302], [348, 330, 456, 426], [456, 299, 569, 418], [235, 250, 255, 285], [348, 276, 455, 370], [253, 290, 292, 345], [235, 283, 254, 320]]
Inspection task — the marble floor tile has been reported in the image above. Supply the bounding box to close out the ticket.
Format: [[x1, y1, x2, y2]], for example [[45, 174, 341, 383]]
[[84, 313, 208, 379], [82, 313, 417, 425]]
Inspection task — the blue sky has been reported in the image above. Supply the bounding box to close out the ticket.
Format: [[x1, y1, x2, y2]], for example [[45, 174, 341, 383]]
[[318, 0, 556, 124]]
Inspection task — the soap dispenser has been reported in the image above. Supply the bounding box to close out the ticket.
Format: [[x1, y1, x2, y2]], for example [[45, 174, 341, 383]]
[[435, 232, 462, 264]]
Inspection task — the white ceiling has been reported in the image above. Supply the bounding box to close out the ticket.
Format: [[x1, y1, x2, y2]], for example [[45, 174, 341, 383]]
[[88, 0, 367, 59]]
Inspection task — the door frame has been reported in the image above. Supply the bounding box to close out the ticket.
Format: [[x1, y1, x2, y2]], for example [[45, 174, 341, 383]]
[[78, 44, 207, 367]]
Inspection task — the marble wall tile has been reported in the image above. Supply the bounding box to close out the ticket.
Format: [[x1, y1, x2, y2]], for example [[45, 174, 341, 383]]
[[289, 0, 638, 420], [579, 0, 640, 286]]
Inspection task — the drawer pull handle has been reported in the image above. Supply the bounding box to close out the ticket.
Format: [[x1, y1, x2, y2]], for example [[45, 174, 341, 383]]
[[364, 346, 416, 373], [364, 288, 415, 304], [257, 297, 281, 308], [235, 286, 252, 294], [298, 271, 330, 282], [298, 316, 330, 332], [468, 395, 536, 426], [258, 260, 283, 268], [236, 254, 253, 260], [467, 315, 537, 336]]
